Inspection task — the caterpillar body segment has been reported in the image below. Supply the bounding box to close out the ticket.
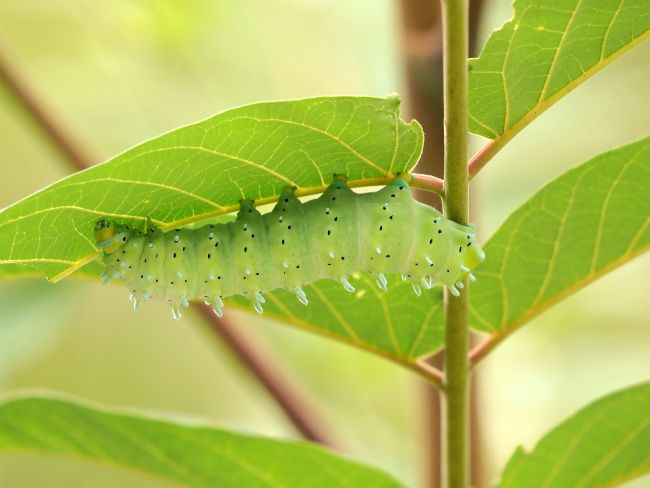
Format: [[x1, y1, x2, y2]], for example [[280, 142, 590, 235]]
[[94, 176, 485, 319]]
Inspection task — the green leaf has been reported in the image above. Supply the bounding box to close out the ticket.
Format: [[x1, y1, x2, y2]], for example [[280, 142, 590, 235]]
[[0, 260, 103, 282], [495, 382, 650, 488], [0, 95, 422, 282], [231, 278, 445, 362], [469, 136, 650, 346], [0, 96, 448, 368], [0, 394, 402, 488], [469, 0, 650, 141]]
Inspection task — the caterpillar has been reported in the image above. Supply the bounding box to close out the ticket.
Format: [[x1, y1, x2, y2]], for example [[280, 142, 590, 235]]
[[94, 175, 485, 319]]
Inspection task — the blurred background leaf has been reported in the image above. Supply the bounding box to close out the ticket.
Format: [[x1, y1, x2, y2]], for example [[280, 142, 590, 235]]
[[0, 281, 77, 384], [0, 395, 403, 488], [495, 382, 650, 488]]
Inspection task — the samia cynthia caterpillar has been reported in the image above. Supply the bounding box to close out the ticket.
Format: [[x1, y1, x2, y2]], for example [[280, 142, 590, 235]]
[[94, 175, 485, 319]]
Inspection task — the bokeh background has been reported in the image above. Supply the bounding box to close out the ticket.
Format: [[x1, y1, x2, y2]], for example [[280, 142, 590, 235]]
[[0, 1, 648, 487]]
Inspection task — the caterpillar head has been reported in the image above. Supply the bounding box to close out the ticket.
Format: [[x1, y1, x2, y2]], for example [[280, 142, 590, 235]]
[[461, 235, 486, 277], [95, 219, 128, 254], [443, 220, 487, 282]]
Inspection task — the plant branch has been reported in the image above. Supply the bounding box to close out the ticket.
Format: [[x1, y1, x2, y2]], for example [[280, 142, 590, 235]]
[[468, 334, 498, 367], [0, 47, 337, 448], [411, 172, 445, 195], [468, 137, 504, 179], [415, 359, 445, 389], [441, 1, 470, 488]]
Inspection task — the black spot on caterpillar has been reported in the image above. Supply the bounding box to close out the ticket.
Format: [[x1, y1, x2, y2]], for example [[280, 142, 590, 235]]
[[95, 175, 485, 319]]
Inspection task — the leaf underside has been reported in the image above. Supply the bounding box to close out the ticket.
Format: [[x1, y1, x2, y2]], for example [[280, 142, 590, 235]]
[[469, 135, 650, 336], [230, 278, 445, 361], [495, 382, 650, 488], [0, 96, 423, 282], [0, 395, 402, 488], [469, 0, 650, 140]]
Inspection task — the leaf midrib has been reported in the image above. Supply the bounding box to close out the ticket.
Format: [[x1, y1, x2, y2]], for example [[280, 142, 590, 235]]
[[474, 243, 650, 365], [4, 176, 401, 283]]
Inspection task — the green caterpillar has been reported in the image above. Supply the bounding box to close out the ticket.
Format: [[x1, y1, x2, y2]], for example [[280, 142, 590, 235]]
[[95, 175, 485, 319]]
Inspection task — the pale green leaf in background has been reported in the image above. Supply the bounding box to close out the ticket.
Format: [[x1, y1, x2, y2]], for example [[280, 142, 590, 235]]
[[469, 0, 650, 142], [469, 136, 650, 355], [495, 382, 650, 488], [0, 282, 76, 383], [0, 394, 402, 488]]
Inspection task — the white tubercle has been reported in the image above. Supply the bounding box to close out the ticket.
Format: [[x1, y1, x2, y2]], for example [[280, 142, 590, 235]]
[[376, 273, 388, 291], [340, 278, 356, 293], [295, 287, 308, 305], [412, 282, 422, 297]]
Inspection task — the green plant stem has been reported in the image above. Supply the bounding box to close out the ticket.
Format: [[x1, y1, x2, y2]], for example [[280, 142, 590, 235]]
[[445, 293, 469, 487], [468, 333, 497, 367], [441, 0, 470, 487], [467, 137, 503, 179]]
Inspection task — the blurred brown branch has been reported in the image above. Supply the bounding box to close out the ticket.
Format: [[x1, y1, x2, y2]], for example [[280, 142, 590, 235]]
[[0, 47, 337, 449], [0, 50, 94, 171], [196, 305, 337, 445]]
